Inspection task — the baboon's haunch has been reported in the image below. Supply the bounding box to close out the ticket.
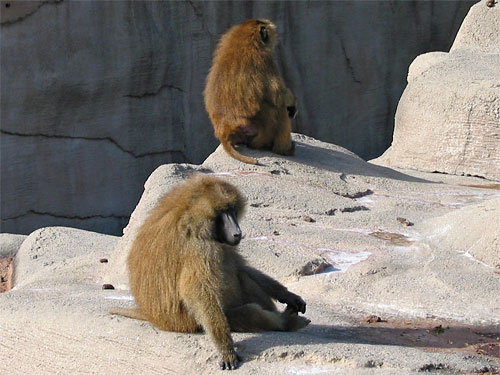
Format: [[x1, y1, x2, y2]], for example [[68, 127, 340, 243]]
[[204, 19, 298, 165], [111, 175, 309, 370]]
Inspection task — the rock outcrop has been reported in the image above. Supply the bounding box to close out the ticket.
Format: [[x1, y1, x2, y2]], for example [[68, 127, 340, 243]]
[[4, 134, 500, 374], [373, 1, 500, 181], [105, 134, 425, 290], [1, 0, 474, 234], [0, 233, 26, 257]]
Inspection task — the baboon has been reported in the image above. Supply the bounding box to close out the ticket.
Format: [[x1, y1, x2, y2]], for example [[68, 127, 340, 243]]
[[111, 175, 310, 370], [204, 19, 298, 165]]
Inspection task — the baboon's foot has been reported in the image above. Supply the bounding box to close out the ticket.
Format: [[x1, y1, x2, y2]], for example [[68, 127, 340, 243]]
[[282, 308, 310, 331], [273, 140, 295, 156], [219, 351, 241, 371]]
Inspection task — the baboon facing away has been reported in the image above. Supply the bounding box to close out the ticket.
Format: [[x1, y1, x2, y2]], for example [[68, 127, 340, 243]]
[[111, 175, 310, 370], [204, 19, 298, 165]]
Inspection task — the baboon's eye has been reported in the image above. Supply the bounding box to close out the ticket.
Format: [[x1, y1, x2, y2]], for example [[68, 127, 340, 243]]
[[260, 26, 269, 43]]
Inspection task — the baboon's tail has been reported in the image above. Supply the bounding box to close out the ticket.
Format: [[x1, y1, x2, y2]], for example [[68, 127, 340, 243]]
[[221, 140, 258, 165], [109, 307, 148, 321]]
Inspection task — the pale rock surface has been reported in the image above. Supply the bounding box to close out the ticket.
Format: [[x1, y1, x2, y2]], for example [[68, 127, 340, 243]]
[[0, 233, 26, 257], [13, 226, 119, 289], [423, 197, 500, 269], [450, 0, 500, 54], [105, 134, 425, 290], [373, 0, 500, 181], [3, 136, 497, 373]]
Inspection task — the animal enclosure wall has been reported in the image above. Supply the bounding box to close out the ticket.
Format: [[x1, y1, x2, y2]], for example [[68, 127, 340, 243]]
[[0, 0, 474, 235]]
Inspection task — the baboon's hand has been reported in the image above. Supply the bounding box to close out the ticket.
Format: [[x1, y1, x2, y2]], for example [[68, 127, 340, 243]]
[[219, 352, 240, 371], [280, 292, 306, 314], [287, 105, 298, 119]]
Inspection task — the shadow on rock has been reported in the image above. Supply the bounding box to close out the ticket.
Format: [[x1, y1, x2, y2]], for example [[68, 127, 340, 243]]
[[293, 142, 429, 183], [237, 322, 500, 359]]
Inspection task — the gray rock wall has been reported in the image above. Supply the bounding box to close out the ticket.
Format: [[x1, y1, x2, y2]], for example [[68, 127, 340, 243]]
[[0, 0, 474, 235]]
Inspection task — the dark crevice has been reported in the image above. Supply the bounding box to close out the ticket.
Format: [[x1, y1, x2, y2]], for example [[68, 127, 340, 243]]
[[185, 0, 213, 37], [339, 38, 362, 84], [124, 82, 185, 98], [431, 170, 488, 180], [455, 105, 474, 174], [418, 363, 448, 372], [0, 129, 186, 159], [186, 0, 202, 19], [340, 206, 370, 213], [2, 210, 129, 222], [339, 189, 374, 199]]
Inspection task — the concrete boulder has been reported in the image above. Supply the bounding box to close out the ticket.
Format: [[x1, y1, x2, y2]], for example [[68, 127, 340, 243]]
[[423, 197, 500, 269], [4, 135, 500, 374], [13, 226, 119, 289], [373, 1, 500, 181], [105, 134, 421, 290], [0, 233, 26, 257]]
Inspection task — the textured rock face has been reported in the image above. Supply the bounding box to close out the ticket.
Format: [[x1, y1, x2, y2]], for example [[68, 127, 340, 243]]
[[103, 134, 500, 330], [373, 1, 500, 181], [4, 135, 500, 373], [0, 233, 26, 257], [105, 134, 424, 290], [0, 0, 474, 234]]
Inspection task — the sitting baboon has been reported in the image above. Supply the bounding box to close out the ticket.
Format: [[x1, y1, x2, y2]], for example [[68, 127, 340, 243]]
[[204, 19, 298, 165], [111, 175, 310, 370]]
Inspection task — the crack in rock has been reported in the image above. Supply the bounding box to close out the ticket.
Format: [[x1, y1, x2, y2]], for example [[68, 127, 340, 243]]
[[418, 363, 448, 372], [339, 36, 362, 84], [325, 205, 370, 215], [185, 0, 213, 37], [340, 205, 370, 213], [0, 130, 186, 159], [340, 189, 374, 199], [1, 0, 63, 26], [455, 104, 474, 174], [124, 83, 185, 98], [2, 210, 129, 222]]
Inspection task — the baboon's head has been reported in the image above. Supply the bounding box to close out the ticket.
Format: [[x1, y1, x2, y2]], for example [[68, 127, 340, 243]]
[[180, 175, 246, 246], [246, 19, 277, 50], [224, 18, 277, 52]]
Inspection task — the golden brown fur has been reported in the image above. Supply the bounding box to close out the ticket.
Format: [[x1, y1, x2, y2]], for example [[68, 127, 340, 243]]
[[112, 175, 309, 370], [204, 19, 297, 165]]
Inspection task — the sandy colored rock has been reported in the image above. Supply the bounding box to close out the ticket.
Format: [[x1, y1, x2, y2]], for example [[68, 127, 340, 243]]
[[423, 197, 500, 268], [374, 1, 500, 181], [105, 134, 425, 289], [14, 226, 119, 289], [451, 0, 500, 54], [3, 135, 500, 374], [0, 232, 26, 257]]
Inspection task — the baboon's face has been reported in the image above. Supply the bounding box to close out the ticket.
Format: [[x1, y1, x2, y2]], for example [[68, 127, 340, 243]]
[[256, 19, 277, 49], [214, 208, 242, 246]]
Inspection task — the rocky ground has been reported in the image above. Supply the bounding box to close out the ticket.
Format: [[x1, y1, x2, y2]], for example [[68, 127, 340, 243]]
[[1, 134, 499, 374]]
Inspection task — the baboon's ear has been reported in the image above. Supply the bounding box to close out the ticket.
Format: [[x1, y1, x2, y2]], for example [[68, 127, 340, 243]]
[[260, 26, 269, 43]]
